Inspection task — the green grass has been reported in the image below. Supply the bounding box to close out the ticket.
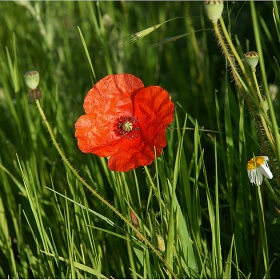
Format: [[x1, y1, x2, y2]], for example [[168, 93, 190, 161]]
[[0, 1, 280, 278]]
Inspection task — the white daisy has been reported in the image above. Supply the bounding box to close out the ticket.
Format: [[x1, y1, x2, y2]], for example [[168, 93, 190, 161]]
[[247, 156, 273, 185]]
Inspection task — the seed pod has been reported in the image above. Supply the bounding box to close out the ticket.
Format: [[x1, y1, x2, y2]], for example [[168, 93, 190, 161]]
[[204, 0, 224, 23], [24, 70, 40, 89], [244, 51, 259, 69]]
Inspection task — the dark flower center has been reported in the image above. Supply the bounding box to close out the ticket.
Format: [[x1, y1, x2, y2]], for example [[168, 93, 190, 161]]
[[114, 116, 140, 139]]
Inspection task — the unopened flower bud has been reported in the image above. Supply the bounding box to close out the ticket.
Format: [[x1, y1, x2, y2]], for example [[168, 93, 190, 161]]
[[204, 0, 224, 23], [24, 70, 39, 89], [244, 51, 259, 69]]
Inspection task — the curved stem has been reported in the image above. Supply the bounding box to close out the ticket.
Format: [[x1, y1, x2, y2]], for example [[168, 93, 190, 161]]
[[35, 99, 177, 279], [219, 17, 245, 73], [212, 22, 237, 78]]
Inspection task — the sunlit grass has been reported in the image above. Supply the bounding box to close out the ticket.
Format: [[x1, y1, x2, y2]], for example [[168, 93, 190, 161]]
[[0, 1, 280, 278]]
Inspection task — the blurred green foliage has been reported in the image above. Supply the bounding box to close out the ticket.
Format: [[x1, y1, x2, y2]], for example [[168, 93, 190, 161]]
[[0, 1, 280, 278]]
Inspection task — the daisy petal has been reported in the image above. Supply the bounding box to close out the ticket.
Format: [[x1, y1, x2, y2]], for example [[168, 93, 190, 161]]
[[259, 163, 273, 179]]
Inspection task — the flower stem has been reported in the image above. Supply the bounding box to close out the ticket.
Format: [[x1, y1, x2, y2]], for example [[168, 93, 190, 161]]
[[256, 184, 270, 277], [35, 99, 177, 279], [219, 17, 246, 74], [251, 68, 265, 105], [212, 22, 237, 79]]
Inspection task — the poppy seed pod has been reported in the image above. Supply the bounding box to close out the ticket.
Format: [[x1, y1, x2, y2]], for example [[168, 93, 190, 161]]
[[204, 0, 224, 23], [244, 51, 259, 69], [24, 70, 40, 89]]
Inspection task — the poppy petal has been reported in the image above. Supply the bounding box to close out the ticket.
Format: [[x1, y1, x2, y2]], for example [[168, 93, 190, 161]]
[[83, 74, 144, 115], [108, 136, 155, 172], [134, 86, 174, 127], [133, 85, 174, 146], [75, 113, 121, 156]]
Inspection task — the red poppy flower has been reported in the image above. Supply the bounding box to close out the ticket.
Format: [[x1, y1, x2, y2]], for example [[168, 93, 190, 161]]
[[75, 73, 174, 172]]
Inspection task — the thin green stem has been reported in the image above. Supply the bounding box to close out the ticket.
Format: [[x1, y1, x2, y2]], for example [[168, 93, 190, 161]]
[[251, 68, 264, 105], [256, 184, 270, 277], [35, 99, 178, 279], [144, 165, 165, 209]]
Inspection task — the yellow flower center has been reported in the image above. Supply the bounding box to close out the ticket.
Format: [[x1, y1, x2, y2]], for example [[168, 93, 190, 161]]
[[247, 156, 265, 170]]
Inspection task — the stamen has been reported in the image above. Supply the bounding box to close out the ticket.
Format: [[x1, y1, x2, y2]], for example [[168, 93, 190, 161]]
[[114, 116, 140, 139]]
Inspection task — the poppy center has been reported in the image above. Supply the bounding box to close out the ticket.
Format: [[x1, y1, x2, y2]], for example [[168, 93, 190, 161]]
[[247, 156, 265, 170], [114, 116, 140, 139], [122, 121, 133, 132]]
